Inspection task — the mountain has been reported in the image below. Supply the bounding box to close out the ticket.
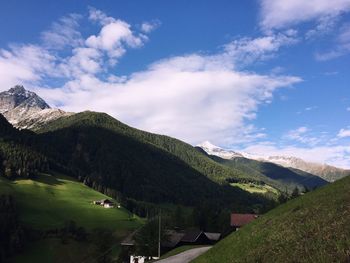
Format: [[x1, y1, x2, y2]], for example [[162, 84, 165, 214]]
[[261, 155, 350, 182], [197, 141, 349, 182], [0, 85, 72, 129], [0, 111, 272, 262], [0, 110, 273, 216], [198, 148, 328, 192], [199, 141, 243, 159], [35, 111, 274, 210], [194, 174, 350, 263]]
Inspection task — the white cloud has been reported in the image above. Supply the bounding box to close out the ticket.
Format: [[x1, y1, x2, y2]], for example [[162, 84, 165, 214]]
[[141, 20, 161, 33], [224, 31, 298, 67], [305, 15, 339, 40], [315, 23, 350, 61], [305, 106, 317, 111], [0, 8, 302, 146], [61, 47, 102, 77], [0, 8, 150, 89], [338, 128, 350, 138], [37, 53, 301, 145], [88, 7, 115, 25], [259, 0, 350, 31], [41, 13, 83, 49], [0, 45, 56, 88], [86, 20, 144, 58], [284, 126, 320, 146], [84, 9, 147, 65]]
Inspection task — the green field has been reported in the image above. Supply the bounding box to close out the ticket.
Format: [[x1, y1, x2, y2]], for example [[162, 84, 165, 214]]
[[194, 175, 350, 263], [231, 182, 279, 195], [0, 173, 142, 231], [0, 173, 144, 262]]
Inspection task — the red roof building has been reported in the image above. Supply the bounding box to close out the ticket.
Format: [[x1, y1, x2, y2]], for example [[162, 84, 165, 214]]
[[230, 213, 259, 229]]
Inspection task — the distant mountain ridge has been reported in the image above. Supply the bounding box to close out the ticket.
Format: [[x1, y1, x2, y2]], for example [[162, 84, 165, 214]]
[[196, 146, 327, 192], [0, 85, 73, 129], [197, 141, 350, 182]]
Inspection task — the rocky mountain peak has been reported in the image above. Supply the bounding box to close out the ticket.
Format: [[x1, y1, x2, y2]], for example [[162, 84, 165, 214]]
[[0, 85, 50, 113], [0, 85, 72, 129], [8, 85, 26, 94]]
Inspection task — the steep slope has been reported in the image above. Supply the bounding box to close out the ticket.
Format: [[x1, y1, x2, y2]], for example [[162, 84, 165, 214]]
[[194, 175, 350, 263], [0, 113, 271, 212], [0, 86, 72, 129], [0, 113, 15, 136], [37, 111, 253, 184], [208, 154, 328, 191], [197, 141, 349, 182], [35, 112, 270, 210], [0, 114, 50, 178]]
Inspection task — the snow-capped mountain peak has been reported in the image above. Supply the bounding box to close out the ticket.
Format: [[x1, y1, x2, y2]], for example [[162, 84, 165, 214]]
[[197, 141, 243, 159], [0, 85, 73, 129], [0, 85, 50, 113], [197, 140, 350, 182]]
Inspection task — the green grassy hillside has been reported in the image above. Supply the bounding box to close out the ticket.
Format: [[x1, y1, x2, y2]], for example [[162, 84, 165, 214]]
[[0, 173, 143, 262], [0, 173, 142, 231], [193, 175, 350, 263], [230, 182, 278, 196]]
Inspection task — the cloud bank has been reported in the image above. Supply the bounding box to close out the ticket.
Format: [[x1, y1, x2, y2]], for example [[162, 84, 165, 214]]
[[0, 8, 301, 146], [259, 0, 350, 31], [0, 6, 348, 168]]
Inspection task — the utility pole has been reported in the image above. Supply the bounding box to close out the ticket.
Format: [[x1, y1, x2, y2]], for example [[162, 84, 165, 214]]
[[158, 208, 161, 258]]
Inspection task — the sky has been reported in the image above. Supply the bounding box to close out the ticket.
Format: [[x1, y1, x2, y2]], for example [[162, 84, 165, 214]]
[[0, 0, 350, 168]]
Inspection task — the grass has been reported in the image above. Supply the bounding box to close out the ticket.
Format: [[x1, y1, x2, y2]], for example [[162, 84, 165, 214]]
[[13, 238, 94, 263], [194, 175, 350, 263], [231, 182, 279, 195], [0, 173, 144, 263], [0, 173, 143, 231]]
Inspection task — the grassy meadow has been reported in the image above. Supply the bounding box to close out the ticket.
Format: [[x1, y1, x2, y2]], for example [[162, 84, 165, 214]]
[[0, 173, 142, 231], [231, 182, 279, 195], [194, 175, 350, 263], [0, 173, 144, 262]]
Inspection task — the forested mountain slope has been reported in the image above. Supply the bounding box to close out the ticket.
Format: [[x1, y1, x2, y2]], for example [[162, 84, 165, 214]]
[[37, 111, 251, 183], [0, 113, 273, 214]]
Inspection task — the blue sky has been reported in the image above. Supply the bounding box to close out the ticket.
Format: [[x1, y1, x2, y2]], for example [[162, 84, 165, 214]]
[[0, 0, 350, 167]]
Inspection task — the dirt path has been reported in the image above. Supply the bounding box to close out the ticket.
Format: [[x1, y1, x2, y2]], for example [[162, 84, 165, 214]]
[[155, 246, 211, 263]]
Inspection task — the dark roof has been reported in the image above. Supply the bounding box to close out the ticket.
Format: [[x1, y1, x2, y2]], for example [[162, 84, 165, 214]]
[[121, 229, 220, 248], [230, 213, 259, 227], [162, 230, 186, 248], [180, 230, 203, 243], [102, 199, 113, 203], [204, 232, 221, 241]]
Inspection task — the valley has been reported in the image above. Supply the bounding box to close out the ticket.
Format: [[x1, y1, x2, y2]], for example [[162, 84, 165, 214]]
[[0, 86, 348, 263], [1, 1, 349, 262]]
